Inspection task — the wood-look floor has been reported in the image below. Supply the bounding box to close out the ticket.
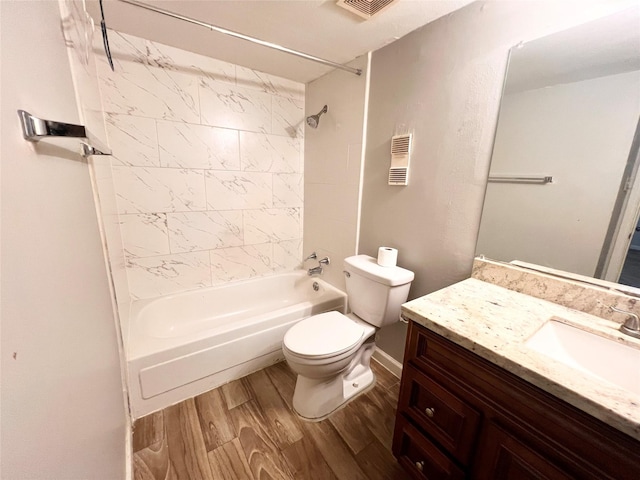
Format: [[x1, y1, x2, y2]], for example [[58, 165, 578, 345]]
[[133, 359, 408, 480]]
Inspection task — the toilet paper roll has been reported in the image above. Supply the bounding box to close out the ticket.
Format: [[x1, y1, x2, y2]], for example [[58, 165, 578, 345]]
[[377, 247, 398, 267]]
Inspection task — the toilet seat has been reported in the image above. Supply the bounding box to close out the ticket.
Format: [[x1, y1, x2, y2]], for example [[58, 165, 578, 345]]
[[283, 311, 365, 359]]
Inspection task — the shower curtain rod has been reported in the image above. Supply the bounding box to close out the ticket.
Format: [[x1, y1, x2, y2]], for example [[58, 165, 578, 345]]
[[117, 0, 362, 76]]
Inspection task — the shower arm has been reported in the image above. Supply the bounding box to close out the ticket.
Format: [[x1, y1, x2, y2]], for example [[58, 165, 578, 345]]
[[117, 0, 362, 76]]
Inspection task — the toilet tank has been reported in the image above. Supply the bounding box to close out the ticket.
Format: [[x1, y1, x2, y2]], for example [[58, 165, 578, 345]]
[[343, 255, 415, 327]]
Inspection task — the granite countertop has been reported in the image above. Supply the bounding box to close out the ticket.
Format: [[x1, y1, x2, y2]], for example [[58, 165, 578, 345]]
[[401, 277, 640, 441]]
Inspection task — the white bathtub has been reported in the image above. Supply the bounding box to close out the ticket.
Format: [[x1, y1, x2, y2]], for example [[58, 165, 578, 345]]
[[127, 271, 346, 418]]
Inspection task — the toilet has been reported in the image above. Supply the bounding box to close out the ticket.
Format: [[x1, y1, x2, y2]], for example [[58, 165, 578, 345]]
[[282, 254, 414, 420]]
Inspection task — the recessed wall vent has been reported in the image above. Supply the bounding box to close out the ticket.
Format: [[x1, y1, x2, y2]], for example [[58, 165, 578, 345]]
[[336, 0, 399, 20], [389, 134, 412, 186]]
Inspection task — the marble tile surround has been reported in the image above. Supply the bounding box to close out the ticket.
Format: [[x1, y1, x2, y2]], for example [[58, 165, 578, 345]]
[[96, 31, 305, 299]]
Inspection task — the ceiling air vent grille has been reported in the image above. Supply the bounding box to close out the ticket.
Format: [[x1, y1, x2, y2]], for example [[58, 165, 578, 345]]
[[389, 134, 412, 186], [336, 0, 399, 20]]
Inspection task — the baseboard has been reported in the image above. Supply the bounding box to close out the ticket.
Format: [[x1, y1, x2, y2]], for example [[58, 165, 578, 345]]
[[372, 347, 403, 379]]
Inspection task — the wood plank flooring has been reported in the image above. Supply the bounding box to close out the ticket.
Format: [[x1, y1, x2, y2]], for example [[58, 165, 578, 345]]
[[133, 359, 408, 480]]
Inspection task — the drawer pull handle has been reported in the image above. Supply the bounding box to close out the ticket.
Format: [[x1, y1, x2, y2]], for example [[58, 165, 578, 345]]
[[415, 460, 425, 471], [425, 407, 435, 418]]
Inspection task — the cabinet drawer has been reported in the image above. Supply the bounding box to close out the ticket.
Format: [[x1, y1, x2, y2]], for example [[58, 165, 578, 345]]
[[399, 365, 480, 464], [393, 415, 466, 480]]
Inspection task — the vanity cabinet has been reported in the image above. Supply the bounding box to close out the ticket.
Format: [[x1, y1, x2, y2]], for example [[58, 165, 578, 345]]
[[392, 321, 640, 479]]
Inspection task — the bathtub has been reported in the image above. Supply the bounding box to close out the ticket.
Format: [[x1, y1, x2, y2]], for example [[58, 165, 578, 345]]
[[127, 271, 346, 418]]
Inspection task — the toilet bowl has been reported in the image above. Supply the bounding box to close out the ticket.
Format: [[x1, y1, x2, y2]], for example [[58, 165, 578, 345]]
[[283, 311, 376, 419], [283, 254, 414, 420]]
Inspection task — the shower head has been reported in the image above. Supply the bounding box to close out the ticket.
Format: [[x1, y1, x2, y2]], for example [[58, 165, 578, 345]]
[[306, 105, 328, 129]]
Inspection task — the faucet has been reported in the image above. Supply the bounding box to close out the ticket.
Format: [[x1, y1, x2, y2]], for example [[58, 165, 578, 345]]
[[308, 256, 330, 276], [609, 306, 640, 339], [308, 265, 323, 276]]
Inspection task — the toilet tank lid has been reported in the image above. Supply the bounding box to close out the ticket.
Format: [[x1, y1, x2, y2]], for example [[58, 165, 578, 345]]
[[344, 255, 414, 286]]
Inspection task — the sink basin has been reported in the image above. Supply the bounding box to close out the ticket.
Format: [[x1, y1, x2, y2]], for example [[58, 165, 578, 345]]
[[526, 320, 640, 396]]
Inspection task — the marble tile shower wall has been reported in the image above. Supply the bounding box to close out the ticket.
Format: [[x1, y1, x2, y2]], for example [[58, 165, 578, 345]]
[[96, 31, 305, 299]]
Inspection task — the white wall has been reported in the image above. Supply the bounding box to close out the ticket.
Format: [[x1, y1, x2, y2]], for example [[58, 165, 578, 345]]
[[94, 31, 305, 301], [359, 0, 637, 361], [304, 56, 369, 291], [477, 70, 640, 276], [61, 0, 134, 358], [0, 1, 127, 478]]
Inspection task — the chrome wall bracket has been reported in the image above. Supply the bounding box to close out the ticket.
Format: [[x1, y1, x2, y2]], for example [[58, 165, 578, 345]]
[[18, 110, 111, 157]]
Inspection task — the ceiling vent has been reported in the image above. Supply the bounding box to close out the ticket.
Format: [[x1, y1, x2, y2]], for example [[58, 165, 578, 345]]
[[389, 134, 412, 186], [336, 0, 399, 20]]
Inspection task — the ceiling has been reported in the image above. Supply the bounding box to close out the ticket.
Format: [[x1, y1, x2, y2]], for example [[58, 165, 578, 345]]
[[87, 0, 474, 83], [505, 5, 640, 93]]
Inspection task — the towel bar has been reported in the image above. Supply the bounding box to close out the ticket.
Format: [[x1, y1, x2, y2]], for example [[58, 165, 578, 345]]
[[18, 110, 111, 157]]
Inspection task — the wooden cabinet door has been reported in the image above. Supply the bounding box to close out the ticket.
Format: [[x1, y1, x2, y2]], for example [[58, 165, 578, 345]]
[[473, 422, 574, 480]]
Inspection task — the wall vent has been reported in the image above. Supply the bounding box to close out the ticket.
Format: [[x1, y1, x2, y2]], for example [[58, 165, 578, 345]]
[[389, 134, 412, 186], [336, 0, 399, 20]]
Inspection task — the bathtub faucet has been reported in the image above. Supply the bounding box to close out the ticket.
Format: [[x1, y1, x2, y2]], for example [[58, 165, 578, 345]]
[[308, 265, 323, 276], [308, 257, 329, 276]]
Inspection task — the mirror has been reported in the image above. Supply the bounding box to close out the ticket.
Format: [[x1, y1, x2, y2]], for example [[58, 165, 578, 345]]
[[476, 6, 640, 287]]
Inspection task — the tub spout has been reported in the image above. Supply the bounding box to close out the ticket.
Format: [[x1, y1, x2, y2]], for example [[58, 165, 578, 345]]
[[308, 266, 323, 276]]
